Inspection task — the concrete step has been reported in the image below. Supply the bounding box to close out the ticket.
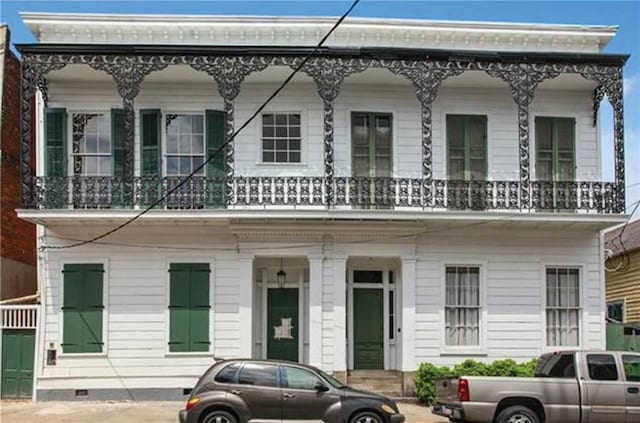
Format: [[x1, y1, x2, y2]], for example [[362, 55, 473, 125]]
[[347, 382, 403, 397]]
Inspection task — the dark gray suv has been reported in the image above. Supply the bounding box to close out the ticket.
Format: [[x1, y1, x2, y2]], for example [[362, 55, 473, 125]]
[[178, 359, 405, 423]]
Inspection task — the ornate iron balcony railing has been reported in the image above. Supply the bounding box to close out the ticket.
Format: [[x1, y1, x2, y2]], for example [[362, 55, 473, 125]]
[[29, 176, 622, 213]]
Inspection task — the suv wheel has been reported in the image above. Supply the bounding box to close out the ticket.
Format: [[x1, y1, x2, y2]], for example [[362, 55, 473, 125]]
[[201, 410, 238, 423], [495, 405, 540, 423], [350, 411, 384, 423]]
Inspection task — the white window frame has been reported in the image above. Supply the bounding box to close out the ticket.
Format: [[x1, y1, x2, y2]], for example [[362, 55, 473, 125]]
[[162, 111, 206, 177], [542, 265, 584, 349], [257, 110, 306, 166], [440, 261, 488, 355], [67, 110, 113, 177], [164, 257, 216, 357], [56, 258, 110, 358]]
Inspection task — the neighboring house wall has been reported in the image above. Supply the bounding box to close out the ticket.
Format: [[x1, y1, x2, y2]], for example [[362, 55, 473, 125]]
[[606, 249, 640, 323], [0, 26, 37, 300]]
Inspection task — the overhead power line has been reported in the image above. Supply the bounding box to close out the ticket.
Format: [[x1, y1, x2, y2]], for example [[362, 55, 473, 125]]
[[43, 0, 361, 251]]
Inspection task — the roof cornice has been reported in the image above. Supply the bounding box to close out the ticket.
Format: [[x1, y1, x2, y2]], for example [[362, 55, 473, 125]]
[[21, 13, 618, 54], [15, 44, 629, 66]]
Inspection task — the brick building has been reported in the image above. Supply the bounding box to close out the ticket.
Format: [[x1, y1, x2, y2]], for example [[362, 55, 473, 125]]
[[0, 25, 37, 300]]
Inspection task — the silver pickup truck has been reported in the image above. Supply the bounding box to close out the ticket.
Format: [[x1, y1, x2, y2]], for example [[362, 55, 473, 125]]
[[432, 350, 640, 423]]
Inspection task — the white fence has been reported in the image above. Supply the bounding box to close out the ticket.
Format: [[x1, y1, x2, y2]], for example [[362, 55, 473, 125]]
[[0, 305, 38, 329]]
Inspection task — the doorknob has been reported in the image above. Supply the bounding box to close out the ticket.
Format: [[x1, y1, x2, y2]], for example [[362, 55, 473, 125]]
[[628, 387, 640, 394]]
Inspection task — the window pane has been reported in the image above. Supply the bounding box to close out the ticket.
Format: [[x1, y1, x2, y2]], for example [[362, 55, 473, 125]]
[[290, 126, 301, 138], [179, 135, 191, 154], [289, 152, 301, 163], [275, 114, 287, 125], [276, 126, 287, 137], [622, 355, 640, 382], [263, 126, 275, 137], [192, 115, 204, 134], [214, 363, 241, 384], [263, 139, 274, 150], [192, 135, 204, 155], [238, 363, 279, 387], [468, 116, 486, 150], [275, 152, 288, 163], [587, 354, 618, 381], [167, 134, 178, 154], [536, 118, 553, 150], [82, 157, 98, 175], [353, 270, 383, 283], [608, 302, 624, 322], [445, 266, 481, 346], [167, 157, 179, 175], [290, 139, 301, 152], [557, 119, 574, 150], [263, 114, 274, 125], [535, 354, 576, 378], [447, 115, 464, 148], [263, 151, 274, 163], [289, 114, 300, 125], [98, 135, 111, 154], [283, 366, 321, 390]]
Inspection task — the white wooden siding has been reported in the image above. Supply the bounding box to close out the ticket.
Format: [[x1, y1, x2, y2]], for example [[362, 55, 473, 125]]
[[38, 224, 604, 390], [46, 79, 601, 181]]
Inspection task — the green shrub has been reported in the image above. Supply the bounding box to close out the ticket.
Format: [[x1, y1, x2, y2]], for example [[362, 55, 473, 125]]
[[414, 358, 537, 404]]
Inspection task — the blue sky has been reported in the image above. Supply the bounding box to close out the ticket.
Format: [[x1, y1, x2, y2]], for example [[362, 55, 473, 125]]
[[1, 0, 639, 213]]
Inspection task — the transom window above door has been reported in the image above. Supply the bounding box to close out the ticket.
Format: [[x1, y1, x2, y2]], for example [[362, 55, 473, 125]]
[[261, 113, 301, 163], [72, 112, 112, 176], [166, 113, 205, 176]]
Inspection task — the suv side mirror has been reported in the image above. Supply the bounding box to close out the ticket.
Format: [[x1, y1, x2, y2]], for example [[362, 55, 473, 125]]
[[315, 381, 330, 392]]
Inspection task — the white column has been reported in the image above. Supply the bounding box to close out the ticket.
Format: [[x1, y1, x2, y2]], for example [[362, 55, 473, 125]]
[[333, 256, 347, 372], [308, 255, 324, 367], [401, 257, 417, 371], [238, 255, 254, 358]]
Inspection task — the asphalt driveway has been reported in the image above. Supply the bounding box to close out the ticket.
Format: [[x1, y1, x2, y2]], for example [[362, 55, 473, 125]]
[[0, 400, 447, 423]]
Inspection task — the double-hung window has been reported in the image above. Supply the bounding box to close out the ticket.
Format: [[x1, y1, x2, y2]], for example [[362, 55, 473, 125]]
[[607, 300, 625, 322], [71, 113, 112, 176], [546, 267, 580, 346], [261, 113, 301, 163], [445, 266, 481, 347], [166, 114, 205, 176]]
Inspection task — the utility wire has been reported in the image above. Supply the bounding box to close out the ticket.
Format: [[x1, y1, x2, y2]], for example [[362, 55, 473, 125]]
[[43, 0, 361, 251]]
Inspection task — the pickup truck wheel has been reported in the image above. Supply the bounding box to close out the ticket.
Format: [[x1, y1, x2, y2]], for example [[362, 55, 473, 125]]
[[350, 411, 384, 423], [495, 405, 540, 423], [201, 410, 237, 423]]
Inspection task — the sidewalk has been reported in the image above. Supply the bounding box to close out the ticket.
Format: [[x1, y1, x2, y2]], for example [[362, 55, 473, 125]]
[[0, 400, 448, 423]]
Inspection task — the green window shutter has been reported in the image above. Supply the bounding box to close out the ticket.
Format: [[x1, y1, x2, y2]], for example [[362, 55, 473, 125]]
[[140, 110, 162, 177], [189, 265, 211, 352], [62, 264, 104, 354], [205, 110, 225, 178], [169, 263, 210, 352], [62, 266, 85, 354], [44, 108, 67, 177], [111, 109, 125, 178], [206, 110, 226, 207], [82, 266, 105, 353], [169, 264, 191, 352]]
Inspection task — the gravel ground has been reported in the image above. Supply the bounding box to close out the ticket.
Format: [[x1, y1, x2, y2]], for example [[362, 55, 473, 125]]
[[0, 400, 448, 423]]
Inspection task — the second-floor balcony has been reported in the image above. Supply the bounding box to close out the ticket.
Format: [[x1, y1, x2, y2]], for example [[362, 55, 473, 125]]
[[30, 176, 620, 213]]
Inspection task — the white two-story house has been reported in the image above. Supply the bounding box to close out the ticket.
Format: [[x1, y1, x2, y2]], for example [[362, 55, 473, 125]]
[[15, 13, 628, 400]]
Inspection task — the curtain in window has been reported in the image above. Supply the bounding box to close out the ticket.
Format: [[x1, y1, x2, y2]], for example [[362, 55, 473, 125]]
[[445, 267, 480, 346], [546, 268, 580, 346]]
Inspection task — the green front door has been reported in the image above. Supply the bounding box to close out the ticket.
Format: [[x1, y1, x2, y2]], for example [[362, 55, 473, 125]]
[[354, 289, 384, 369], [1, 329, 35, 399], [267, 288, 299, 362]]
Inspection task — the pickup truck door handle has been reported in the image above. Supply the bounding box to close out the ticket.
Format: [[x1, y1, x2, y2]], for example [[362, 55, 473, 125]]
[[283, 393, 295, 399], [628, 387, 640, 394], [230, 390, 243, 396]]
